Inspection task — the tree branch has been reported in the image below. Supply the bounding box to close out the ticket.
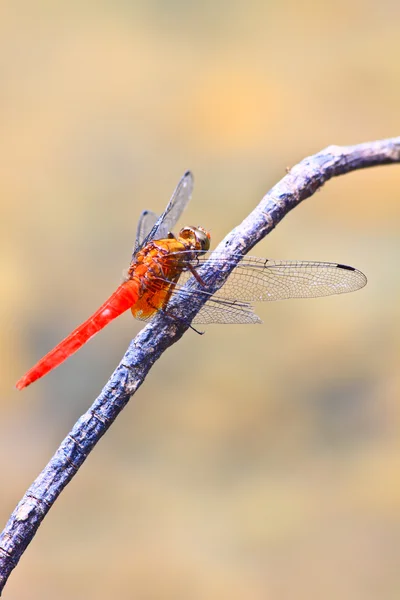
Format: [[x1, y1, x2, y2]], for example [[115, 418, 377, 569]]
[[1, 136, 399, 593]]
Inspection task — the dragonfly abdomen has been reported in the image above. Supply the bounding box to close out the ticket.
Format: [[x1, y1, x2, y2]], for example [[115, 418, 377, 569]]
[[16, 279, 140, 390]]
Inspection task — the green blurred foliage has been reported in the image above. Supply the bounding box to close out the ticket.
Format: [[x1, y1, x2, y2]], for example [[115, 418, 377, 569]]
[[1, 1, 400, 598]]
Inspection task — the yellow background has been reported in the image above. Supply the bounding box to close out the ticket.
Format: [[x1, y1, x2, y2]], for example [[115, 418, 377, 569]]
[[1, 2, 400, 598]]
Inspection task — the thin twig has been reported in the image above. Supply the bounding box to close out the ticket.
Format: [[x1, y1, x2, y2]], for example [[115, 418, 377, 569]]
[[1, 136, 399, 593]]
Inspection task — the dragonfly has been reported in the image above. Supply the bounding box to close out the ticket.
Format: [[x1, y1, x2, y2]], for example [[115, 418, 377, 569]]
[[16, 171, 367, 390]]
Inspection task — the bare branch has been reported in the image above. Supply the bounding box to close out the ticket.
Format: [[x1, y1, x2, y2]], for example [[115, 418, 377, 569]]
[[1, 136, 399, 593]]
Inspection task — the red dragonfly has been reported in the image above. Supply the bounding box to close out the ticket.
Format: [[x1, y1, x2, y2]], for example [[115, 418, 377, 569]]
[[16, 172, 367, 390]]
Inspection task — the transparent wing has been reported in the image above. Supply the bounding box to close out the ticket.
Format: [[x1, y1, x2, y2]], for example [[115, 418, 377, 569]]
[[193, 299, 262, 324], [176, 256, 367, 303], [133, 171, 194, 257], [133, 282, 262, 325], [133, 253, 367, 325], [135, 210, 158, 251]]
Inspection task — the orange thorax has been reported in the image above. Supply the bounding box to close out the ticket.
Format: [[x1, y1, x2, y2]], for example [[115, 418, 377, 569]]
[[128, 226, 210, 320]]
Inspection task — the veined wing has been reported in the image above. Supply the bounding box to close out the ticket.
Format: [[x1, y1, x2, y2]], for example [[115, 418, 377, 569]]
[[195, 257, 366, 322], [192, 256, 368, 302], [182, 256, 367, 301], [135, 210, 158, 250], [133, 254, 367, 325], [133, 171, 194, 256]]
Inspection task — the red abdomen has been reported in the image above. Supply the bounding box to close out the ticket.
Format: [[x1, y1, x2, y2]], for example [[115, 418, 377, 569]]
[[16, 279, 140, 390]]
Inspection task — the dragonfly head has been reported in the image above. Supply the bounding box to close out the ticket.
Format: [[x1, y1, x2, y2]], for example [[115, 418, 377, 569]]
[[178, 226, 211, 255]]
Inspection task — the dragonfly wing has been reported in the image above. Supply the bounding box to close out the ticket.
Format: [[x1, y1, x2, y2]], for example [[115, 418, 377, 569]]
[[176, 256, 367, 302], [192, 300, 262, 324], [134, 292, 262, 325], [134, 210, 158, 252], [133, 171, 194, 258], [211, 258, 367, 301]]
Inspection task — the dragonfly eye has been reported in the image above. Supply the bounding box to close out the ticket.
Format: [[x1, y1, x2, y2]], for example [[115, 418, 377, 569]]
[[195, 226, 211, 252], [179, 226, 211, 253]]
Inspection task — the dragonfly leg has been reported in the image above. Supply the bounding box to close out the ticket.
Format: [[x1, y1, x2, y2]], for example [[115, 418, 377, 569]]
[[187, 263, 207, 287], [189, 323, 205, 335]]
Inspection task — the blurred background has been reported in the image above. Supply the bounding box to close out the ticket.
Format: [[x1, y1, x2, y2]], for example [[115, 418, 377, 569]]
[[1, 1, 400, 598]]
